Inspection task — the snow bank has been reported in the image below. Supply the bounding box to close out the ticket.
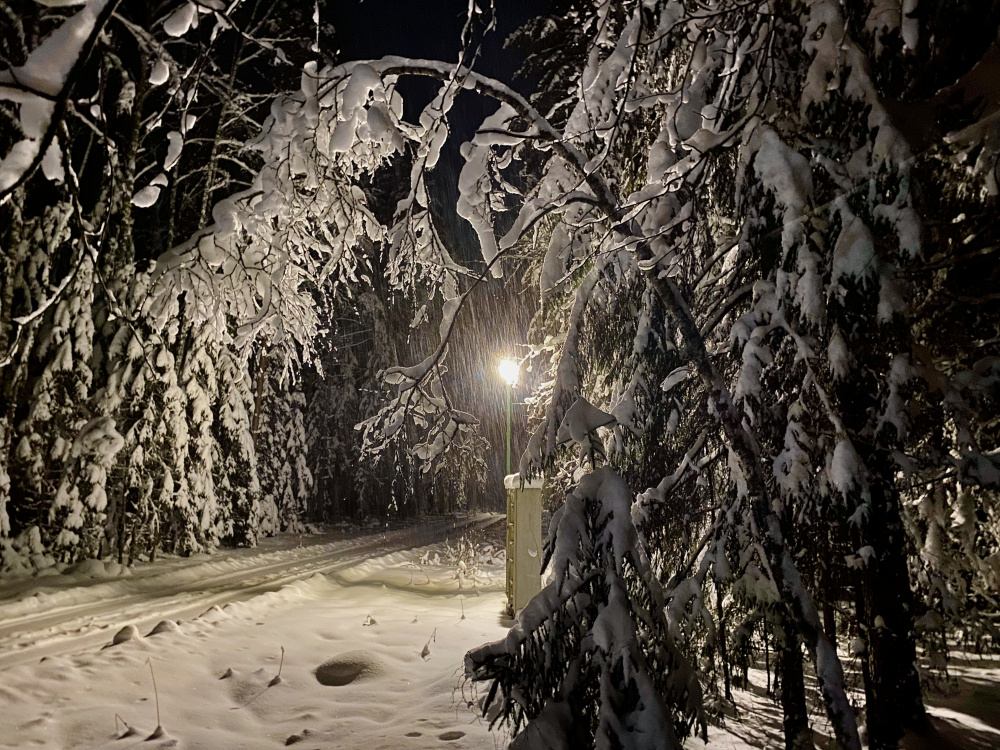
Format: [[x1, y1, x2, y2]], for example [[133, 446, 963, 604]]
[[0, 532, 364, 627]]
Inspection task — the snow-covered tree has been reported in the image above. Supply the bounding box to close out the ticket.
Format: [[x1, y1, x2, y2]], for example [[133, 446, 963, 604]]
[[214, 343, 263, 545], [177, 323, 220, 550], [254, 358, 312, 533], [469, 467, 705, 749], [1, 0, 322, 562]]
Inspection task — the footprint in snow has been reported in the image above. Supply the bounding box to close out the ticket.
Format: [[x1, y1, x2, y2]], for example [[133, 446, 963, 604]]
[[314, 652, 383, 686], [439, 731, 465, 741]]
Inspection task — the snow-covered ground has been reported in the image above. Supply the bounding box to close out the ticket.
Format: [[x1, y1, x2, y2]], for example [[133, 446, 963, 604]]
[[0, 537, 511, 749], [692, 658, 1000, 750], [1, 525, 997, 750], [0, 515, 499, 670]]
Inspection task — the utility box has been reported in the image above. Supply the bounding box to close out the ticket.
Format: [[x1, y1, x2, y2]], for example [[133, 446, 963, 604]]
[[505, 474, 543, 616]]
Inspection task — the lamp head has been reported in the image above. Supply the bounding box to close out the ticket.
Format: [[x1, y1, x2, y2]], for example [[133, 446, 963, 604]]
[[498, 358, 519, 387]]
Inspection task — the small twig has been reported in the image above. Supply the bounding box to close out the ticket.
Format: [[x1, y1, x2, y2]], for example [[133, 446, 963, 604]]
[[268, 645, 285, 686], [420, 628, 438, 659], [145, 658, 164, 739], [146, 658, 161, 727], [113, 713, 134, 736]]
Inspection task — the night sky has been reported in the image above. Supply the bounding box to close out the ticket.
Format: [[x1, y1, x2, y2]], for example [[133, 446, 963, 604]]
[[326, 0, 543, 95]]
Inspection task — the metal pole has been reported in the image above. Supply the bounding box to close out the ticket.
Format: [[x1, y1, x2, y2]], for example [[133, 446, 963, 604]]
[[506, 385, 512, 476]]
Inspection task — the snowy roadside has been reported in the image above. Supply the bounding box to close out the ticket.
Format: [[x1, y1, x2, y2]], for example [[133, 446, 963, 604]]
[[0, 538, 512, 750], [0, 515, 501, 670]]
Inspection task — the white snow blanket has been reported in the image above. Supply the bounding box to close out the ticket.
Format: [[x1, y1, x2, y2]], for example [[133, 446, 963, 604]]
[[0, 545, 509, 749]]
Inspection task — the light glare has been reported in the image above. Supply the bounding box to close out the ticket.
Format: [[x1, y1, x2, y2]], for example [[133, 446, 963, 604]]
[[498, 358, 519, 386]]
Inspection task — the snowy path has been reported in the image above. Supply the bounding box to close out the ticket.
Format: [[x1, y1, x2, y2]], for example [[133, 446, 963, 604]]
[[0, 515, 501, 671], [0, 532, 514, 750]]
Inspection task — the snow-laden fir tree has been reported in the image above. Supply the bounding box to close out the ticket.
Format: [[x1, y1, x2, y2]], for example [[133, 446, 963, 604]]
[[214, 344, 263, 545], [468, 467, 704, 750], [1, 0, 324, 564], [23, 251, 108, 560], [177, 323, 220, 550], [254, 359, 312, 534]]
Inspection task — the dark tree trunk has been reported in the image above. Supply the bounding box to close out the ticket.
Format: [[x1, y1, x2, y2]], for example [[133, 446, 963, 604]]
[[717, 585, 733, 702], [819, 563, 838, 652], [764, 623, 771, 695], [779, 623, 813, 750], [833, 334, 926, 750], [823, 598, 836, 643], [116, 484, 127, 565], [251, 363, 267, 438], [855, 480, 927, 750]]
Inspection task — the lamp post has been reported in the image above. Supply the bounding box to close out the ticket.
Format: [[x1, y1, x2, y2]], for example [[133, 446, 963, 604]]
[[498, 358, 519, 476], [497, 355, 539, 616]]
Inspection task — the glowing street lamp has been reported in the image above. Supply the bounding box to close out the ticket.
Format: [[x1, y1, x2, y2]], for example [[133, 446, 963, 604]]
[[498, 356, 541, 616], [498, 358, 519, 476], [498, 358, 519, 388]]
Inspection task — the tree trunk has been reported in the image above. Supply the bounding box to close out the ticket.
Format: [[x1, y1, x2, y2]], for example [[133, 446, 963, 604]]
[[116, 484, 127, 565], [716, 584, 733, 702], [779, 622, 814, 750], [198, 30, 249, 230], [102, 55, 148, 280], [251, 361, 268, 438], [823, 599, 836, 643], [764, 624, 771, 696], [0, 189, 23, 360], [856, 482, 927, 750]]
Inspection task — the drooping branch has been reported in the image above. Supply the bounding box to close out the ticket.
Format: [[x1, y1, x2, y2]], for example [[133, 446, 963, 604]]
[[0, 0, 122, 205]]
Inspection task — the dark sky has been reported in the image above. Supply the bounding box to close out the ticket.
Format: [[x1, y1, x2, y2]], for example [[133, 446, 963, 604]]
[[326, 1, 543, 88]]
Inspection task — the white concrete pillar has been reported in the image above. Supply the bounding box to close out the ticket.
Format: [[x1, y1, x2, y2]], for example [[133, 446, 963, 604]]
[[505, 474, 543, 616]]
